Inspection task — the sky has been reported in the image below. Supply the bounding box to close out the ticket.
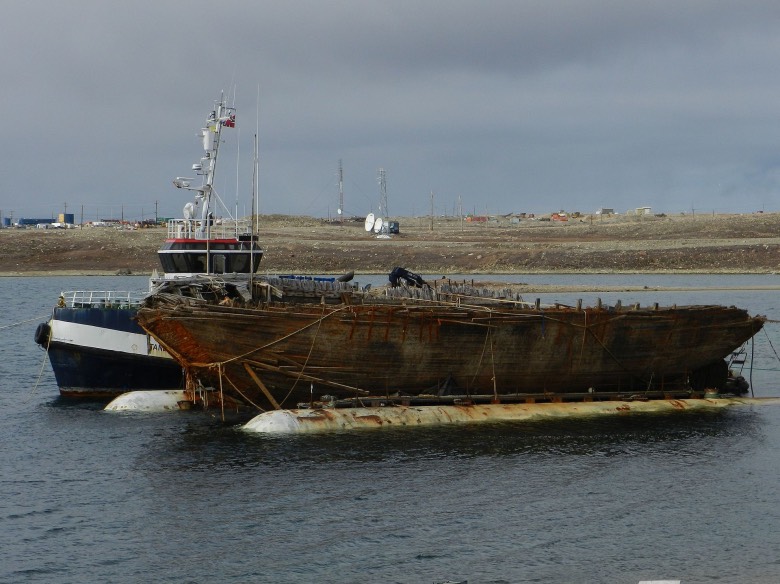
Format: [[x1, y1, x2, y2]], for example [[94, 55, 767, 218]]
[[3, 0, 780, 223]]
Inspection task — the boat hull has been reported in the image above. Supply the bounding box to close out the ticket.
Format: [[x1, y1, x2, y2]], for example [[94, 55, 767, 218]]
[[137, 298, 764, 411], [45, 307, 182, 398]]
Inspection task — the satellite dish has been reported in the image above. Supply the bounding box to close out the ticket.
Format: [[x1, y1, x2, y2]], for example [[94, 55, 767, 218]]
[[183, 202, 195, 219], [337, 208, 342, 215], [373, 217, 383, 233], [364, 213, 375, 232]]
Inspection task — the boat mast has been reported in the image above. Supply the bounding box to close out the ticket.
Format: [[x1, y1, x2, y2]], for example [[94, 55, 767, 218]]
[[198, 95, 230, 237], [173, 94, 237, 273], [250, 132, 258, 283]]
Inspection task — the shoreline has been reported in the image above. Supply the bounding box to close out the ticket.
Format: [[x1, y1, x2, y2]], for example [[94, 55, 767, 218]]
[[4, 268, 780, 277], [8, 269, 780, 294], [5, 212, 780, 276]]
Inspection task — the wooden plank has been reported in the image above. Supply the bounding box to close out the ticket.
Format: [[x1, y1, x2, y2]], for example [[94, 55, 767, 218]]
[[243, 362, 282, 410]]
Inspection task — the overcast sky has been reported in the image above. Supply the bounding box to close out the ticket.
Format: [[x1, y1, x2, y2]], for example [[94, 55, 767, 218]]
[[3, 0, 780, 222]]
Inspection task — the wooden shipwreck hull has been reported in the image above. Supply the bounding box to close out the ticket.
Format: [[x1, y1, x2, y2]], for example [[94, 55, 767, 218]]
[[136, 287, 765, 411]]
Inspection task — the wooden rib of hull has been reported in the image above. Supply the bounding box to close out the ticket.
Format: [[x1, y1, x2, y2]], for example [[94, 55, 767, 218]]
[[136, 296, 764, 411]]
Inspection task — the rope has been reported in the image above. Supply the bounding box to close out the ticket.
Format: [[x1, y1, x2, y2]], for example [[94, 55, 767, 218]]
[[221, 369, 266, 411], [469, 310, 493, 391], [30, 319, 53, 399], [750, 335, 755, 398], [489, 312, 497, 401], [763, 327, 780, 362], [748, 326, 780, 398], [577, 314, 653, 388], [580, 310, 588, 360], [208, 304, 351, 368], [183, 304, 353, 409], [277, 302, 328, 406], [1, 314, 50, 331], [218, 363, 225, 421]]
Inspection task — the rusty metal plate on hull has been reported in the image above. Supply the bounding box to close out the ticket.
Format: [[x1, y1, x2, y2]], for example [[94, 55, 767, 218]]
[[242, 397, 780, 434]]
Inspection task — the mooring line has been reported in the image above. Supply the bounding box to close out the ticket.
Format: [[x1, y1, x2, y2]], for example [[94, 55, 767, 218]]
[[247, 358, 371, 394], [279, 302, 329, 406], [762, 327, 780, 362], [187, 304, 350, 410], [30, 321, 53, 399], [469, 320, 492, 391], [751, 335, 755, 398], [1, 314, 50, 331], [221, 368, 265, 411], [218, 363, 225, 422], [213, 304, 351, 368], [489, 312, 497, 401]]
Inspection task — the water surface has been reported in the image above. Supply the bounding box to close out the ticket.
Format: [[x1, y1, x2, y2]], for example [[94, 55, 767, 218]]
[[2, 275, 780, 583]]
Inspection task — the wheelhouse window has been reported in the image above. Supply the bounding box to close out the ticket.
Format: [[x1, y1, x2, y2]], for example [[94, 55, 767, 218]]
[[212, 254, 226, 273], [158, 242, 261, 274]]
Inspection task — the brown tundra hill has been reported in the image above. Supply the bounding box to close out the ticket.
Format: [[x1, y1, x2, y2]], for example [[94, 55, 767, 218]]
[[3, 212, 780, 276]]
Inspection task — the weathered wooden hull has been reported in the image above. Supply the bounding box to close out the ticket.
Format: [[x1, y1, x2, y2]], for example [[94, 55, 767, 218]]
[[136, 294, 764, 411]]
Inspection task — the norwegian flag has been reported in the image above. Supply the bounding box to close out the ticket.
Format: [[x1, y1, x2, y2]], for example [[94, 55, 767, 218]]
[[221, 114, 236, 128]]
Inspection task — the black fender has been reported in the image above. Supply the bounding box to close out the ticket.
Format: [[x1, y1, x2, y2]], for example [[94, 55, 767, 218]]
[[34, 322, 51, 346]]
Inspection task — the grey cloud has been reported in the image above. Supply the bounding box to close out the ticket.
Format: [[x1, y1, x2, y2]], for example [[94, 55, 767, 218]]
[[2, 0, 780, 221]]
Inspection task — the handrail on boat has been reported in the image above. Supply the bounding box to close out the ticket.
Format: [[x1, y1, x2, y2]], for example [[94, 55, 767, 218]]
[[59, 290, 146, 309], [166, 218, 252, 240]]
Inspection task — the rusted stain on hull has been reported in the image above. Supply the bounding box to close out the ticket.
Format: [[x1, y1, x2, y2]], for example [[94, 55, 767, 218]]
[[137, 297, 765, 412], [242, 398, 779, 434]]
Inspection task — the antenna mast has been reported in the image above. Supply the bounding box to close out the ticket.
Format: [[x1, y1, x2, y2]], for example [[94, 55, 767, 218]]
[[338, 159, 344, 223], [378, 168, 388, 220]]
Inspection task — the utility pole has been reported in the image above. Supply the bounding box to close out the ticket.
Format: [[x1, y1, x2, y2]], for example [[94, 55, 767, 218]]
[[430, 190, 434, 231], [377, 168, 388, 220], [338, 160, 344, 224]]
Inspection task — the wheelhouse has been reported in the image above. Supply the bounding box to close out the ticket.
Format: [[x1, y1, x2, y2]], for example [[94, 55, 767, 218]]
[[158, 237, 262, 274], [157, 218, 262, 275]]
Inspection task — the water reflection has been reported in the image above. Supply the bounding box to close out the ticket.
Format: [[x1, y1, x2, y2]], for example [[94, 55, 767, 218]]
[[132, 407, 766, 473]]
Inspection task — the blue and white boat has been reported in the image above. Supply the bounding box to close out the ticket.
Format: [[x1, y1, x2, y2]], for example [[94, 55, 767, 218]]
[[35, 290, 181, 398], [35, 95, 263, 398]]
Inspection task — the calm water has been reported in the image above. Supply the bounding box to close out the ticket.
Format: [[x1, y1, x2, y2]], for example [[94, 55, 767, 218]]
[[3, 274, 780, 583]]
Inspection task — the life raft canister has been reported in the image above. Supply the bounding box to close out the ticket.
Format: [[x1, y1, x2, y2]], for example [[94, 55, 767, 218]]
[[34, 322, 51, 346]]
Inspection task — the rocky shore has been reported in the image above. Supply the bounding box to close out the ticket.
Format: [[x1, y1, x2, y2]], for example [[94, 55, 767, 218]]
[[3, 212, 780, 277]]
